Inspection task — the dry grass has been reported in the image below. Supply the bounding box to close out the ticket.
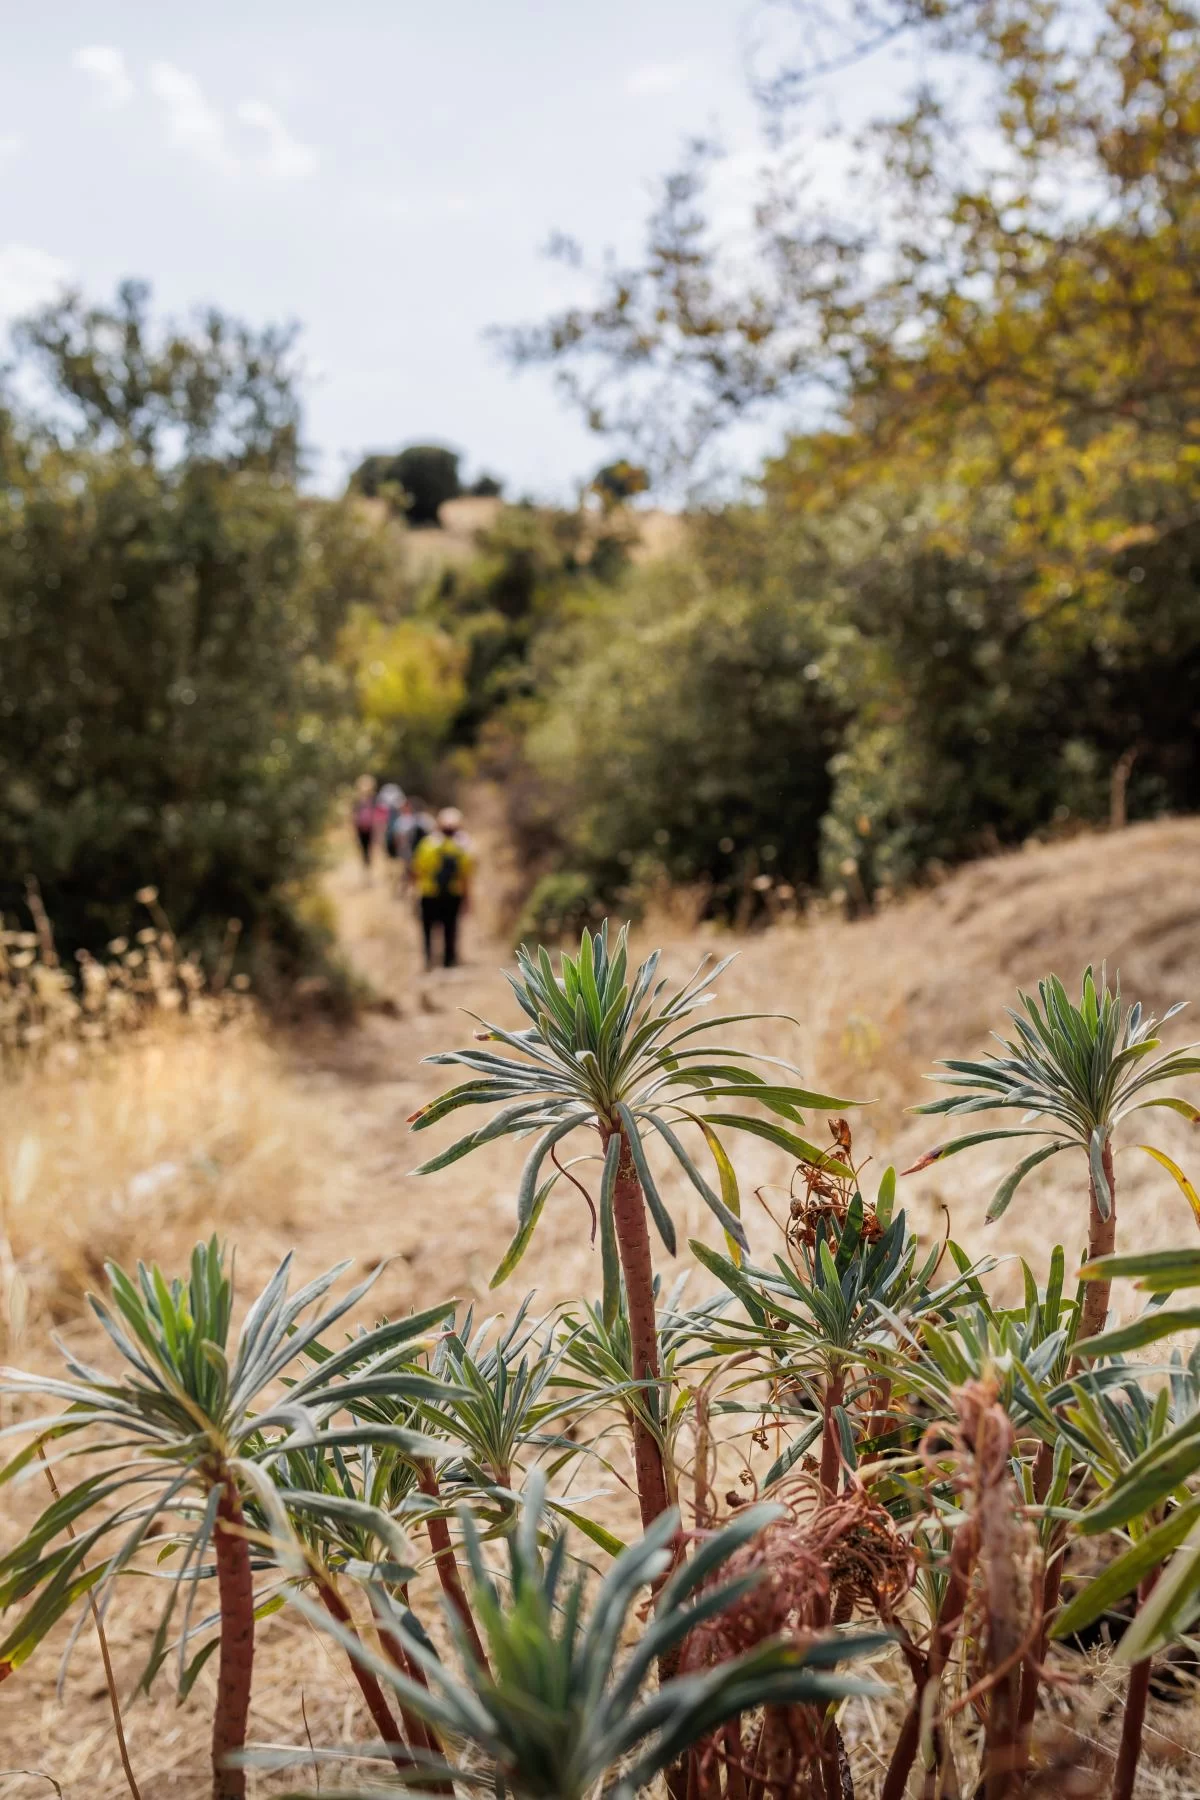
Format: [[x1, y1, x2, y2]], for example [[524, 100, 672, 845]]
[[4, 814, 1200, 1794], [385, 495, 688, 583], [707, 818, 1200, 1302], [0, 1023, 330, 1354]]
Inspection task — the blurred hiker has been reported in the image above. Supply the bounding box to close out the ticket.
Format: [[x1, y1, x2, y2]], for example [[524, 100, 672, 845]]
[[411, 805, 475, 970], [406, 797, 435, 863], [391, 794, 416, 864], [352, 775, 377, 874], [378, 783, 405, 863]]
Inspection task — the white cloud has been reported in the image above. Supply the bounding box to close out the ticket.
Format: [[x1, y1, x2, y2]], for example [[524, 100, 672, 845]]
[[624, 60, 692, 98], [72, 45, 134, 107], [0, 244, 70, 324], [149, 62, 236, 172], [237, 99, 319, 181], [0, 135, 21, 158]]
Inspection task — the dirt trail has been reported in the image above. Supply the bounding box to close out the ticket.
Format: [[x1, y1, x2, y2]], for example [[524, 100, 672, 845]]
[[275, 790, 573, 1317]]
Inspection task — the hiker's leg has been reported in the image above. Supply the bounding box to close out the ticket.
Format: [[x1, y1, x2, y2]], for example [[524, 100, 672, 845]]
[[442, 897, 461, 969], [420, 897, 437, 970], [357, 826, 372, 867]]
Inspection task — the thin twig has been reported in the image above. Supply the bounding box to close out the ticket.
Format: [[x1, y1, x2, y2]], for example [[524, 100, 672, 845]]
[[38, 1446, 142, 1800], [551, 1144, 598, 1242], [942, 1603, 1044, 1721], [23, 876, 57, 969], [301, 1690, 320, 1792]]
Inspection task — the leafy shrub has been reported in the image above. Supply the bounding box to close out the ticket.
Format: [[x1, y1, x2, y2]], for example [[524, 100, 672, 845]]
[[814, 523, 1200, 895], [520, 494, 1200, 916], [513, 868, 602, 944], [341, 612, 467, 791], [0, 451, 371, 968], [526, 561, 843, 913], [432, 503, 627, 743]]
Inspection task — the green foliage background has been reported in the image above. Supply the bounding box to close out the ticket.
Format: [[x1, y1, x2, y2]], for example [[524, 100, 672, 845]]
[[0, 285, 395, 982], [14, 0, 1200, 989], [0, 450, 363, 967]]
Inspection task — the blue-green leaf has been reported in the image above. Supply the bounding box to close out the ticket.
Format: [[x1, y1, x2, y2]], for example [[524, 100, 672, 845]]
[[489, 1176, 557, 1290]]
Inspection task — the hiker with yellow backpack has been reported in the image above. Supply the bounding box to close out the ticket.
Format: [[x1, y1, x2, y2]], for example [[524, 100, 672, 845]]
[[411, 806, 475, 970]]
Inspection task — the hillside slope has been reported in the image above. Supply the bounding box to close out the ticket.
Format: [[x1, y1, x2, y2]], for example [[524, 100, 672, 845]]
[[701, 817, 1200, 1291], [307, 812, 1200, 1318]]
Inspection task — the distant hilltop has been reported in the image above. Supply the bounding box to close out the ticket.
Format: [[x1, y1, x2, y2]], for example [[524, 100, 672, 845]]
[[352, 493, 688, 579]]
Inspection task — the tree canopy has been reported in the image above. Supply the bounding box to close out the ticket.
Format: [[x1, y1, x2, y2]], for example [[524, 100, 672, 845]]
[[487, 1, 1200, 920], [12, 278, 303, 478], [0, 285, 402, 982], [504, 0, 1200, 605], [349, 443, 463, 525]]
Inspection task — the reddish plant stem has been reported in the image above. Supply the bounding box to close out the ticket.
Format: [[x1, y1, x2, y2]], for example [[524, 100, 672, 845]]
[[315, 1576, 413, 1773], [808, 1488, 846, 1799], [881, 1526, 975, 1800], [819, 1368, 847, 1502], [377, 1622, 445, 1762], [686, 1746, 701, 1800], [1112, 1573, 1157, 1800], [416, 1463, 491, 1674], [883, 1701, 922, 1800], [211, 1480, 255, 1800], [983, 1660, 1022, 1800], [1078, 1140, 1117, 1346], [602, 1126, 687, 1800], [723, 1722, 748, 1800], [606, 1128, 674, 1532]]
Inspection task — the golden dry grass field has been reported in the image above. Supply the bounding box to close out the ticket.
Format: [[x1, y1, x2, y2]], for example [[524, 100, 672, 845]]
[[3, 813, 1200, 1795]]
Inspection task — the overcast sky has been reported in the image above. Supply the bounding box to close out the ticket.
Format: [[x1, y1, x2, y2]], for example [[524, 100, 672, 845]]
[[0, 3, 790, 498]]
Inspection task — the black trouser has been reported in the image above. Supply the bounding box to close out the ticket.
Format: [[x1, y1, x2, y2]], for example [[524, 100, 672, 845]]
[[420, 894, 461, 968], [356, 825, 373, 865]]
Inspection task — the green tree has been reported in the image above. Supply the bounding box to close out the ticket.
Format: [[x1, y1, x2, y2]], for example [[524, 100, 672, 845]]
[[432, 503, 625, 742], [0, 283, 397, 976], [14, 278, 302, 477], [591, 458, 650, 510], [504, 0, 1200, 553], [343, 612, 468, 790], [351, 443, 462, 526], [525, 559, 843, 915]]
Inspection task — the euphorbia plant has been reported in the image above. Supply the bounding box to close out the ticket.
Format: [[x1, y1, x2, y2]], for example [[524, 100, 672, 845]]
[[258, 1476, 887, 1800], [409, 924, 854, 1535], [310, 1297, 601, 1653], [907, 968, 1200, 1343], [691, 1166, 975, 1503], [1061, 1245, 1200, 1800], [0, 1241, 453, 1800], [552, 1273, 728, 1522], [5, 952, 1196, 1798]]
